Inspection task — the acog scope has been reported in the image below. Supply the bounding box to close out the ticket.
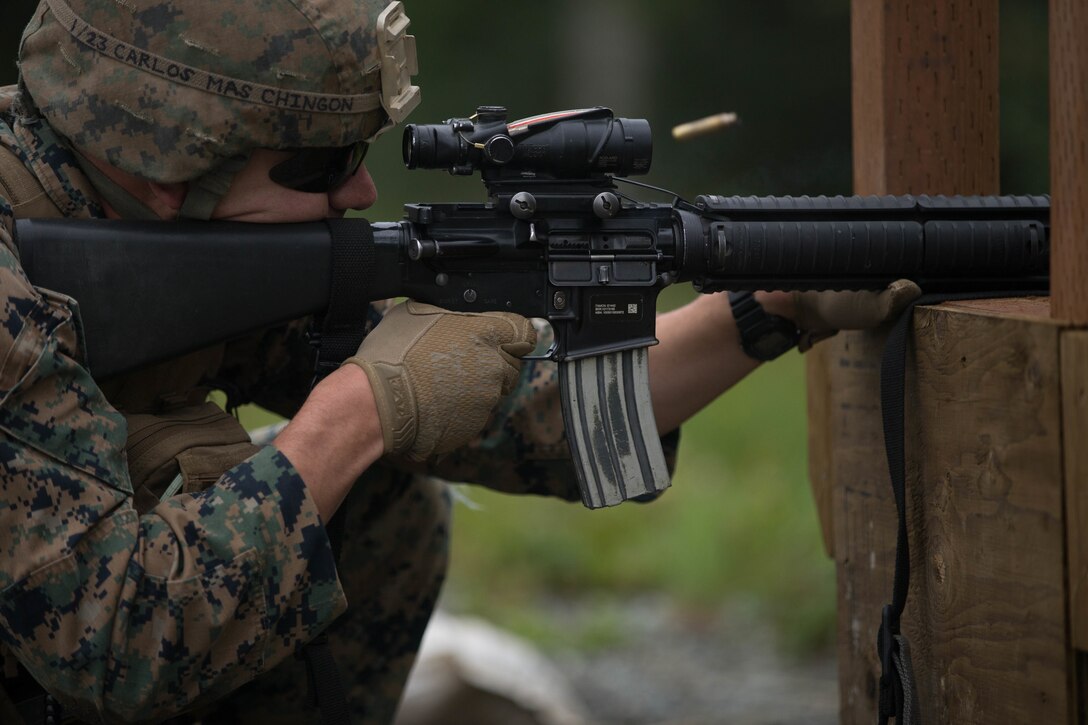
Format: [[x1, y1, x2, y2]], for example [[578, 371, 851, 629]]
[[403, 106, 652, 180]]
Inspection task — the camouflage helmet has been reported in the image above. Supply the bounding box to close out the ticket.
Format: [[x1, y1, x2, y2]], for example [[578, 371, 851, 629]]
[[17, 0, 420, 184]]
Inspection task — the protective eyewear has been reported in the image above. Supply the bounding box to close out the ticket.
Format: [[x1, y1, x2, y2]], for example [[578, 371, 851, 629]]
[[268, 142, 369, 193]]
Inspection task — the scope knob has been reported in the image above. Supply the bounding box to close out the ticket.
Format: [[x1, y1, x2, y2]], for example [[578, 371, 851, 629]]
[[484, 135, 516, 165]]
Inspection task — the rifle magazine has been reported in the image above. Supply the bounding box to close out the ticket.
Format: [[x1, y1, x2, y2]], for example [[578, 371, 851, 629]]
[[559, 348, 670, 509]]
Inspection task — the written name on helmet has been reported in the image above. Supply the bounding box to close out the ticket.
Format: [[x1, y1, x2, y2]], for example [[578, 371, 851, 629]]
[[55, 0, 376, 115]]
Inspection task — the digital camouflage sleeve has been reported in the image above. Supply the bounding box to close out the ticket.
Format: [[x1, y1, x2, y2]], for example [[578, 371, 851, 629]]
[[0, 117, 347, 722]]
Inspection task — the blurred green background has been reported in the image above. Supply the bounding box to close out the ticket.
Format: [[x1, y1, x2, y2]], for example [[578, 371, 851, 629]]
[[1, 0, 1048, 656]]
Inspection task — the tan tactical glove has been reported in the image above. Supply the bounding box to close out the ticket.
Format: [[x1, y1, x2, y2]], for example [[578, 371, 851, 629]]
[[792, 279, 922, 344], [344, 301, 536, 462]]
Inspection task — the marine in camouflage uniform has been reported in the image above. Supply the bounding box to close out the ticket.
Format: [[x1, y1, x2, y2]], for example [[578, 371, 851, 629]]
[[0, 1, 679, 722], [0, 0, 924, 722], [0, 92, 347, 722]]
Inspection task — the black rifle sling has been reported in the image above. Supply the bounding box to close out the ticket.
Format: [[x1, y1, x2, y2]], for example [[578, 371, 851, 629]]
[[303, 631, 352, 725], [302, 218, 377, 725], [876, 290, 1036, 725], [312, 218, 378, 383]]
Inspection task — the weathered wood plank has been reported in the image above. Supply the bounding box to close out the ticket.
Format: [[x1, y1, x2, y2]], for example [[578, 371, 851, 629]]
[[829, 303, 1069, 724], [822, 330, 897, 718], [939, 297, 1050, 321], [905, 303, 1067, 724], [1063, 330, 1088, 650]]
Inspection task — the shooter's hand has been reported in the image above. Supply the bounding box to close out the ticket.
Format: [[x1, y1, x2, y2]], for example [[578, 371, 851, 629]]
[[791, 279, 922, 337], [344, 301, 536, 461]]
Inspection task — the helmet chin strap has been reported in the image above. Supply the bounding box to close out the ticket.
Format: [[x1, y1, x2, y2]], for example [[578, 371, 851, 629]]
[[177, 155, 249, 220], [73, 150, 162, 221], [74, 150, 248, 221]]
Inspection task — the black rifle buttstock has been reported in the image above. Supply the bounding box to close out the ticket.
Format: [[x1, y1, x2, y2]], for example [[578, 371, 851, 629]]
[[559, 348, 670, 508], [14, 218, 335, 378], [11, 218, 414, 379]]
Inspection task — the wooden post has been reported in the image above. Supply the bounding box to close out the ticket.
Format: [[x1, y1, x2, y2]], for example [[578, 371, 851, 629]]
[[810, 0, 1088, 721], [849, 0, 1000, 195], [1053, 0, 1088, 705], [842, 5, 1002, 716], [811, 0, 1003, 566], [809, 0, 1038, 721], [1051, 0, 1088, 323]]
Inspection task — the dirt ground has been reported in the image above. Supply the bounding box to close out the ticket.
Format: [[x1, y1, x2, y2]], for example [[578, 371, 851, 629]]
[[402, 596, 839, 725], [552, 597, 838, 725]]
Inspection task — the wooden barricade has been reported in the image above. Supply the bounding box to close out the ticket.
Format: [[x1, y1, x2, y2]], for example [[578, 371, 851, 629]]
[[808, 0, 1088, 721]]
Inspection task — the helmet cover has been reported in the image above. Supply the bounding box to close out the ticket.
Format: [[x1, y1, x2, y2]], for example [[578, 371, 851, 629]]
[[17, 0, 420, 182]]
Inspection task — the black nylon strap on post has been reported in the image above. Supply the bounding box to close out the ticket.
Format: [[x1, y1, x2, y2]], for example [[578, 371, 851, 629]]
[[310, 218, 377, 383], [875, 290, 1036, 725]]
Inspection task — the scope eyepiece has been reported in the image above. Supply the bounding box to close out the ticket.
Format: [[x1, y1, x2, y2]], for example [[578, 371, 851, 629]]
[[403, 106, 652, 179]]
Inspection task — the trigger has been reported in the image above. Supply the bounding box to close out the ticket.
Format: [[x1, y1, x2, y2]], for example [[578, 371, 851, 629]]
[[522, 338, 559, 362]]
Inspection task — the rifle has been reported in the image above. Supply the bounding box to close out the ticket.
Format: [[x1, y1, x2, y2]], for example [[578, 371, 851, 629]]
[[13, 106, 1050, 509]]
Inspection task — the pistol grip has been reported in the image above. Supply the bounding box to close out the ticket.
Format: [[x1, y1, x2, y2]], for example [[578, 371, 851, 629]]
[[559, 348, 671, 509]]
